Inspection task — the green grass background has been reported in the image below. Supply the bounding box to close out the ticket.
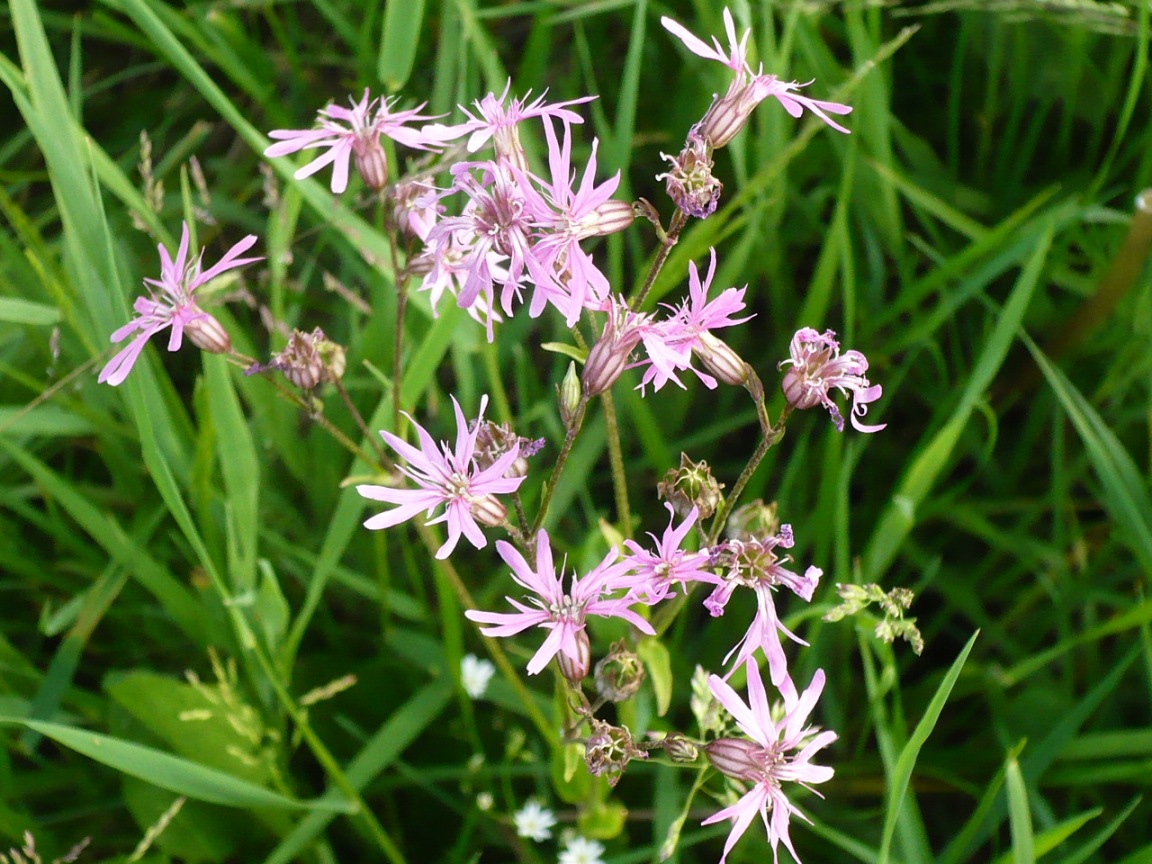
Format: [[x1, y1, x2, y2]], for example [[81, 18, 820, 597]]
[[2, 0, 1151, 862]]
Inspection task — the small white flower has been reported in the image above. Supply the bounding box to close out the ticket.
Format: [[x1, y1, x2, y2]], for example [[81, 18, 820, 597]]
[[559, 836, 605, 864], [461, 653, 496, 698], [513, 799, 556, 842]]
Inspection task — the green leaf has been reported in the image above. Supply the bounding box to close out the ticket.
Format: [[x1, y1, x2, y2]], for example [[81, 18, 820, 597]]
[[1005, 757, 1034, 864], [0, 297, 60, 325], [0, 716, 351, 811], [378, 0, 426, 91], [879, 631, 978, 863], [577, 800, 628, 840], [637, 636, 673, 717]]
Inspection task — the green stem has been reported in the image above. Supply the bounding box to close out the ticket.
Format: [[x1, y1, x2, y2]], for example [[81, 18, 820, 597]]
[[629, 208, 688, 310], [706, 404, 790, 547], [530, 396, 589, 537], [600, 389, 632, 538]]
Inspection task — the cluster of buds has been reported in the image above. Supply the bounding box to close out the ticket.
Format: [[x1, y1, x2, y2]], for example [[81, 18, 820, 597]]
[[658, 453, 724, 519]]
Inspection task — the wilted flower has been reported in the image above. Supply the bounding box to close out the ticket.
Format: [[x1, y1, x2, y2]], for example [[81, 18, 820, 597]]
[[657, 130, 723, 218], [265, 90, 442, 193], [585, 719, 647, 787], [594, 640, 646, 702], [99, 222, 260, 386], [703, 659, 836, 864], [513, 799, 556, 842], [658, 453, 725, 520], [779, 327, 885, 433], [356, 395, 525, 559], [464, 530, 654, 675]]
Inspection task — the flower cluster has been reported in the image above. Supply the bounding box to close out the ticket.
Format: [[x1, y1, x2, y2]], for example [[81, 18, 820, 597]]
[[92, 8, 888, 864]]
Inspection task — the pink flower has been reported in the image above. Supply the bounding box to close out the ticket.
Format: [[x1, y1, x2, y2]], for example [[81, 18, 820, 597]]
[[703, 659, 836, 864], [618, 504, 721, 604], [519, 119, 625, 325], [265, 90, 442, 193], [464, 530, 655, 675], [661, 9, 852, 146], [637, 248, 752, 393], [426, 81, 595, 171], [779, 328, 885, 433], [356, 395, 525, 559], [98, 222, 260, 386], [704, 526, 822, 685], [660, 7, 750, 73]]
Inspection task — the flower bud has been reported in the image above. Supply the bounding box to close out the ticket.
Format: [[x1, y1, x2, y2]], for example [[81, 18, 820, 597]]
[[469, 494, 507, 529], [184, 312, 232, 355], [593, 641, 646, 703], [354, 141, 389, 191], [559, 362, 583, 427], [693, 332, 749, 387], [556, 630, 591, 682], [656, 131, 722, 219], [704, 737, 763, 782], [660, 731, 700, 764], [658, 453, 724, 520], [268, 327, 345, 391]]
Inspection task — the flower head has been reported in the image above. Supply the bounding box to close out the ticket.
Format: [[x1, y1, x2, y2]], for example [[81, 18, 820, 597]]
[[356, 395, 526, 559], [99, 222, 260, 386], [779, 328, 885, 432], [705, 526, 822, 685], [426, 81, 595, 171], [703, 659, 836, 864], [662, 9, 852, 147], [265, 90, 442, 193], [619, 504, 721, 604], [637, 248, 752, 393], [464, 530, 654, 675], [513, 799, 556, 842]]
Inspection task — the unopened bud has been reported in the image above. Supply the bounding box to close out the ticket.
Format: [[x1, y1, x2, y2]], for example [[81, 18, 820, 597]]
[[593, 641, 646, 703], [559, 362, 583, 427], [354, 142, 389, 191], [582, 336, 630, 398], [658, 453, 724, 520], [184, 312, 232, 355], [704, 737, 763, 782], [556, 630, 591, 682], [470, 494, 507, 528], [660, 731, 700, 764], [694, 332, 749, 387]]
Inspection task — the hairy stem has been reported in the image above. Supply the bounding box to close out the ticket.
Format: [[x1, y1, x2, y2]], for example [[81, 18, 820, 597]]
[[630, 208, 688, 310], [530, 395, 589, 537]]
